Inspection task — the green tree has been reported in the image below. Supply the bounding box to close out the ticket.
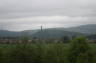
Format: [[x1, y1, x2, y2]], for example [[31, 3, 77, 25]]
[[76, 51, 94, 63], [62, 36, 70, 43], [0, 48, 3, 63], [68, 37, 90, 63]]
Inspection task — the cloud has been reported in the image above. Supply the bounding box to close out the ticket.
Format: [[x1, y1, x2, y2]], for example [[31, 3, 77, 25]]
[[0, 16, 96, 31], [0, 0, 96, 18], [0, 0, 96, 31]]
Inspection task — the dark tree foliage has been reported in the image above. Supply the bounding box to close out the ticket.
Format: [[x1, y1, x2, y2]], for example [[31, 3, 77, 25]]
[[68, 37, 91, 63], [61, 36, 70, 43], [0, 36, 96, 63], [0, 48, 3, 63]]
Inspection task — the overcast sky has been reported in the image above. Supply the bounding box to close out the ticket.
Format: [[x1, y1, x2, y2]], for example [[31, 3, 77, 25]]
[[0, 0, 96, 31]]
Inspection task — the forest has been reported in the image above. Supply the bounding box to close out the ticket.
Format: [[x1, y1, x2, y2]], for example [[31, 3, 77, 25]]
[[0, 37, 96, 63]]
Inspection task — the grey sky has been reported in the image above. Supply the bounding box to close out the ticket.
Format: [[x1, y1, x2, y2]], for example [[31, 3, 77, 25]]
[[0, 0, 96, 31]]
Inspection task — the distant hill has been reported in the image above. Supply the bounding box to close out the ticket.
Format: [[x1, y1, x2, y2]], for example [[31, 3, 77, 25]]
[[66, 24, 96, 34], [0, 30, 21, 37], [0, 30, 39, 37], [21, 30, 39, 36], [32, 29, 84, 39], [0, 24, 96, 38]]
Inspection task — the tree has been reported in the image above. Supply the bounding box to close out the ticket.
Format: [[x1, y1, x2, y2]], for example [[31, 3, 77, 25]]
[[68, 37, 90, 63], [61, 36, 70, 43], [0, 49, 3, 63]]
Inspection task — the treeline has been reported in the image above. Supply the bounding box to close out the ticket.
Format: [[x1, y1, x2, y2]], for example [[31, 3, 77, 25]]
[[0, 37, 96, 63]]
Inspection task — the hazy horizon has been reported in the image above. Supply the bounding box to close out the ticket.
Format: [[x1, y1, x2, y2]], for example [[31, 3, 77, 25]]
[[0, 24, 95, 32], [0, 0, 96, 31]]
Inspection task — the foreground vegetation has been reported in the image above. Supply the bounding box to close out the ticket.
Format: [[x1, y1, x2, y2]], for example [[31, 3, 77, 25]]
[[0, 37, 96, 63]]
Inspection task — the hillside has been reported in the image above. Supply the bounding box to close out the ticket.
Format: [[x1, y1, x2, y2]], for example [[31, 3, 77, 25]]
[[32, 29, 84, 39], [21, 30, 39, 36], [0, 30, 21, 37], [0, 24, 96, 38], [66, 24, 96, 34]]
